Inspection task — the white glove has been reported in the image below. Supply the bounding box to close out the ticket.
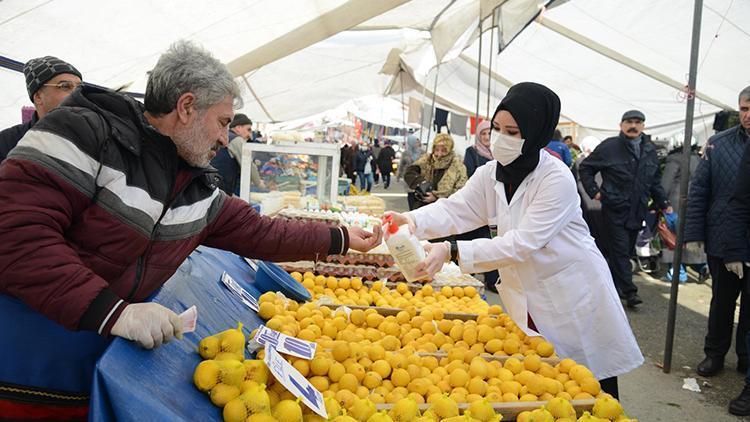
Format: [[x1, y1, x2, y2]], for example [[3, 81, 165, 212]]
[[726, 262, 750, 279], [415, 241, 451, 278], [685, 241, 704, 254], [383, 211, 417, 235], [110, 303, 183, 349]]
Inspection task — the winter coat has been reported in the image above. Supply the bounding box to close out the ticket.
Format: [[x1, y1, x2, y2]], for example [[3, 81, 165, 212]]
[[377, 146, 396, 175], [355, 149, 373, 172], [0, 85, 349, 405], [211, 129, 242, 195], [404, 153, 467, 199], [723, 135, 750, 262], [685, 126, 750, 258], [578, 133, 669, 230], [546, 140, 572, 167], [464, 146, 492, 178], [0, 112, 38, 162], [660, 149, 706, 264]]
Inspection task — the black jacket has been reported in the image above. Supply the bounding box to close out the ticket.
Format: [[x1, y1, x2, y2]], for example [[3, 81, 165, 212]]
[[0, 112, 38, 162], [211, 129, 241, 195], [723, 133, 750, 261], [685, 126, 750, 258], [377, 146, 396, 175], [578, 133, 668, 229], [355, 149, 373, 172]]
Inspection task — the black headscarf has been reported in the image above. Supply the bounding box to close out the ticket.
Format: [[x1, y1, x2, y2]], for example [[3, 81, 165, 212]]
[[493, 82, 561, 201]]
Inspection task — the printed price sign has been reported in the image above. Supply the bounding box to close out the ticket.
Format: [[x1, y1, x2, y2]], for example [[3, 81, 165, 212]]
[[254, 326, 317, 360], [264, 345, 327, 419], [221, 271, 259, 311]]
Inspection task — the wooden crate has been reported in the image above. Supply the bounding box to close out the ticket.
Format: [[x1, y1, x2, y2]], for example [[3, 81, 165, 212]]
[[322, 304, 483, 321], [375, 399, 595, 421], [416, 351, 559, 365]]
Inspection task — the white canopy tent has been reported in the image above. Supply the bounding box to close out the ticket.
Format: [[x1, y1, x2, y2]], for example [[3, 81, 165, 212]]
[[0, 0, 746, 144]]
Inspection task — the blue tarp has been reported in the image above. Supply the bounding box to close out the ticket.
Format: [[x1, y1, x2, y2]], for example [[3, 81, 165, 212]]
[[89, 246, 267, 421]]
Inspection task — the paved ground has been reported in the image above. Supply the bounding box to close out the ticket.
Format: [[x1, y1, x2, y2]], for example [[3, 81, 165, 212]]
[[368, 179, 750, 421]]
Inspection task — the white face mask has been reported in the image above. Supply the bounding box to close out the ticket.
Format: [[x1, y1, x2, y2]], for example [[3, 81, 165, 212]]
[[490, 130, 525, 165]]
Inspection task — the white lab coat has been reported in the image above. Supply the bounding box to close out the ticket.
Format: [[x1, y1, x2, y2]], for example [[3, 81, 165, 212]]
[[408, 151, 643, 379]]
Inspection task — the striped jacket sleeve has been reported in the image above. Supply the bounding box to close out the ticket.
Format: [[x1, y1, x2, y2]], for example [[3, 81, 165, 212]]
[[203, 195, 348, 261], [0, 109, 128, 335]]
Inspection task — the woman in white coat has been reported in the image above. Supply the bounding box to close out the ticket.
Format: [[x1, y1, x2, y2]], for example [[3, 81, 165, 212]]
[[386, 82, 642, 397]]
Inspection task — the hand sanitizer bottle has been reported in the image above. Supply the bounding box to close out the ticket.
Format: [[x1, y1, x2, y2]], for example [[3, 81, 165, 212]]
[[384, 218, 427, 282]]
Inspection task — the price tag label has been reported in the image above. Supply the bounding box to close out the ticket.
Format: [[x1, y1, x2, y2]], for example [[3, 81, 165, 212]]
[[221, 271, 259, 311], [178, 305, 197, 333], [254, 326, 317, 360], [264, 345, 327, 419]]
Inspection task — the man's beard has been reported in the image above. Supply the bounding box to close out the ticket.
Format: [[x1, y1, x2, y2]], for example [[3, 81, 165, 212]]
[[173, 115, 218, 167]]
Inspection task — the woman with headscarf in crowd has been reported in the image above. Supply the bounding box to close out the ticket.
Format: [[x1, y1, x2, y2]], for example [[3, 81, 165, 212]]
[[464, 120, 493, 177], [386, 82, 643, 398], [462, 119, 500, 291], [404, 133, 467, 210], [396, 135, 422, 182]]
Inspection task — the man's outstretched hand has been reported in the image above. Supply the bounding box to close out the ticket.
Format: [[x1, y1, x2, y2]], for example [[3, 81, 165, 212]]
[[347, 225, 383, 253]]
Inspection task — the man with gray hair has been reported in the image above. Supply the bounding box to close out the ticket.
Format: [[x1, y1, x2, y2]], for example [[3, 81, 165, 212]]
[[0, 40, 381, 419], [685, 86, 750, 381]]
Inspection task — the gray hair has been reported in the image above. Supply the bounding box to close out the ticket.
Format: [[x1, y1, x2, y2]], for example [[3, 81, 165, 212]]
[[740, 86, 750, 103], [145, 40, 242, 115]]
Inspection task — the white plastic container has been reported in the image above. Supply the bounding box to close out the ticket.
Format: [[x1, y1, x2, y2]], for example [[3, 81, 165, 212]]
[[385, 223, 427, 282]]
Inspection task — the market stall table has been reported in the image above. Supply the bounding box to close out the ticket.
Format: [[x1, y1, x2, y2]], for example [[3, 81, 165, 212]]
[[89, 246, 265, 421]]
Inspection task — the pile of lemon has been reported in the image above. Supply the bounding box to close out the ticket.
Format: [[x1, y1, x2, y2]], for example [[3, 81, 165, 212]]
[[253, 292, 615, 408], [258, 292, 552, 360], [194, 297, 637, 420], [192, 323, 313, 422], [290, 272, 489, 315], [517, 395, 637, 421]]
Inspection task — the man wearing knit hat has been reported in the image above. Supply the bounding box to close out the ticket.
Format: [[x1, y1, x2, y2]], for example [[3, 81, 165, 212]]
[[211, 113, 265, 195], [0, 56, 82, 162]]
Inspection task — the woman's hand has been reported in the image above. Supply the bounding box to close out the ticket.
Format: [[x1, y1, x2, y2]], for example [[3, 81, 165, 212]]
[[382, 211, 416, 234], [415, 241, 450, 278]]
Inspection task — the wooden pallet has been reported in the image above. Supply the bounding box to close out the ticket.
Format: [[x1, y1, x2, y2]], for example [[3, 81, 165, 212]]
[[416, 351, 559, 365], [321, 303, 485, 321], [375, 399, 595, 421]]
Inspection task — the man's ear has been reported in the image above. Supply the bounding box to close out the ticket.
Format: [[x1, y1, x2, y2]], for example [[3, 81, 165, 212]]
[[32, 91, 43, 107], [175, 92, 197, 124]]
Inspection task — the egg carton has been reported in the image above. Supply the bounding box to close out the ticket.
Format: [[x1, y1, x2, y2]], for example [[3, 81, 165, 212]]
[[325, 251, 396, 268], [276, 261, 407, 282]]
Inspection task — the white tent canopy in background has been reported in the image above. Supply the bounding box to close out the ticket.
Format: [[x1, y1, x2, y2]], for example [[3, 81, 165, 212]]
[[0, 0, 746, 143]]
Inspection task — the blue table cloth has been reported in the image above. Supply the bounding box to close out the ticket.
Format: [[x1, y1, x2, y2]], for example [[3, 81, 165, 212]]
[[89, 246, 267, 421]]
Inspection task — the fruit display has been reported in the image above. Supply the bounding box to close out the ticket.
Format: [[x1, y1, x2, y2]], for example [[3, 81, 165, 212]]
[[190, 275, 637, 421], [192, 324, 281, 421], [290, 273, 489, 314], [431, 265, 486, 297]]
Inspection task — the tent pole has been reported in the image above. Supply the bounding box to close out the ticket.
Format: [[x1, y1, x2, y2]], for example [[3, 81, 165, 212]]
[[400, 70, 406, 139], [485, 8, 497, 117], [663, 0, 703, 374], [475, 16, 484, 122], [419, 72, 428, 145], [426, 64, 440, 146]]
